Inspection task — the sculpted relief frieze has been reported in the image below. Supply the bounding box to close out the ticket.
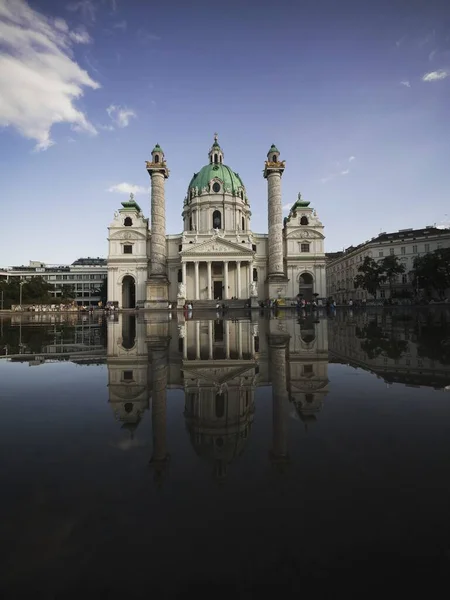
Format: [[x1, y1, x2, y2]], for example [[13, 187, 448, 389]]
[[288, 229, 322, 239]]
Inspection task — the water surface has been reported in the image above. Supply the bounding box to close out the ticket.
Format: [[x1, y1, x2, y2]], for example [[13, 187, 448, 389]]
[[1, 308, 450, 597]]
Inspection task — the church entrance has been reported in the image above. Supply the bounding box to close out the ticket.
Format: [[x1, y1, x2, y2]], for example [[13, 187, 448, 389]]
[[122, 275, 136, 309], [299, 272, 314, 302], [213, 281, 223, 300]]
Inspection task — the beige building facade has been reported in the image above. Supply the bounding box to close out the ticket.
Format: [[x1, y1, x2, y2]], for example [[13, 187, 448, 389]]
[[107, 137, 327, 308], [326, 226, 450, 304]]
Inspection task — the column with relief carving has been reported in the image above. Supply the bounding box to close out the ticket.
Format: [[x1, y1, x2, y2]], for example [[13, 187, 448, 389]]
[[268, 321, 290, 473], [146, 143, 170, 309], [149, 332, 170, 486], [264, 144, 289, 300]]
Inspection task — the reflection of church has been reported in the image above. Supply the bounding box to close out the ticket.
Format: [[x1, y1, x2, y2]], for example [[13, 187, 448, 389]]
[[107, 313, 329, 481], [107, 136, 326, 309]]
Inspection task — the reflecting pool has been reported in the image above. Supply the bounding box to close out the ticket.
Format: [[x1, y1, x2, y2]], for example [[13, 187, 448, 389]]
[[1, 308, 450, 597]]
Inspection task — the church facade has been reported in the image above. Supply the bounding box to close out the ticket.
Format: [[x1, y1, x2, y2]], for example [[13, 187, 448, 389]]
[[107, 137, 326, 308]]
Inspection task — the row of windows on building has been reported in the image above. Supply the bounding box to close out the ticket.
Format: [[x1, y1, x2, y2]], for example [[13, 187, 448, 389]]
[[330, 242, 443, 272], [18, 273, 106, 281]]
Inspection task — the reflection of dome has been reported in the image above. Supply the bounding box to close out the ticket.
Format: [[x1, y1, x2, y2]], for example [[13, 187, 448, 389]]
[[188, 163, 245, 196]]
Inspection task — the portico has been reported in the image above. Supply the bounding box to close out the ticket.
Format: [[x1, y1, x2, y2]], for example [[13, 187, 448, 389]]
[[181, 259, 254, 300]]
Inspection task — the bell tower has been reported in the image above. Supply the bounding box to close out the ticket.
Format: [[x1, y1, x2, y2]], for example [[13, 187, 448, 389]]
[[208, 133, 224, 165]]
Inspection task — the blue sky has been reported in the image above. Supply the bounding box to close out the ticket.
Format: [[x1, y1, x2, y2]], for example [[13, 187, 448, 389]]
[[1, 0, 449, 265]]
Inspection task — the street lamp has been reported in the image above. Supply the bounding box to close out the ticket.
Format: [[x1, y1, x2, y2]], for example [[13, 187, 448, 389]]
[[19, 280, 25, 309]]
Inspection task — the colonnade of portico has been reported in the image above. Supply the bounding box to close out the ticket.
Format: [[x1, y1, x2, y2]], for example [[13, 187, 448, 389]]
[[181, 260, 254, 300]]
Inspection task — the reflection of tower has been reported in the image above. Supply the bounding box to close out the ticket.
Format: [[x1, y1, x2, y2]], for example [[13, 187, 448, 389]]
[[107, 314, 150, 437], [182, 319, 257, 480], [146, 144, 170, 309], [267, 320, 291, 472], [148, 327, 171, 486], [287, 316, 329, 427]]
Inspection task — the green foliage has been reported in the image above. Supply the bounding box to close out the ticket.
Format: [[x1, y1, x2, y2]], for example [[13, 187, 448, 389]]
[[412, 248, 450, 298], [356, 322, 409, 360], [0, 277, 52, 308], [380, 255, 406, 294], [354, 256, 385, 297], [61, 284, 76, 301]]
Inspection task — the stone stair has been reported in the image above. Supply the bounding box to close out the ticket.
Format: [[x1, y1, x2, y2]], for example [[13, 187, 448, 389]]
[[186, 299, 249, 310]]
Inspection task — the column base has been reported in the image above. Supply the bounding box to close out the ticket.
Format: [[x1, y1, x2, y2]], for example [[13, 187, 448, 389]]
[[177, 298, 186, 309], [145, 276, 170, 310], [250, 297, 259, 309], [266, 275, 289, 301]]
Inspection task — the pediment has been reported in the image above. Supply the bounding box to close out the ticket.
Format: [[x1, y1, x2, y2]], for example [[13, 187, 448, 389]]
[[181, 236, 253, 255], [286, 228, 324, 240], [182, 364, 256, 384], [110, 230, 147, 241]]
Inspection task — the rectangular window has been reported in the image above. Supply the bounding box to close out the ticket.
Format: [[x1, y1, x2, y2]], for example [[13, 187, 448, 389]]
[[413, 245, 417, 253], [402, 274, 408, 284], [380, 289, 385, 298], [123, 370, 133, 381], [425, 243, 430, 252], [301, 243, 310, 253], [401, 247, 406, 255], [123, 245, 133, 254], [379, 251, 383, 257], [390, 248, 394, 255]]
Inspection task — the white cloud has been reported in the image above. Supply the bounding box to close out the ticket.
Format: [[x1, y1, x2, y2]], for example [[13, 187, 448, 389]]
[[0, 0, 100, 151], [108, 182, 148, 195], [341, 169, 350, 176], [106, 104, 136, 128], [69, 27, 91, 44], [422, 69, 449, 82], [137, 29, 161, 43], [428, 49, 437, 62], [400, 80, 411, 88], [66, 1, 97, 23], [349, 155, 355, 162], [282, 203, 292, 211]]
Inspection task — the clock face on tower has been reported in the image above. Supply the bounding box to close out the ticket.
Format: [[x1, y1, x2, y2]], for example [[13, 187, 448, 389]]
[[212, 182, 221, 193]]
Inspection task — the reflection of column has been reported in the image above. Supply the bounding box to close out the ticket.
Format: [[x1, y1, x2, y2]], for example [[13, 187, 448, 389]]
[[236, 261, 241, 298], [195, 320, 200, 359], [150, 340, 170, 485], [194, 261, 199, 300], [207, 261, 212, 300], [238, 321, 243, 359], [224, 261, 229, 300], [225, 320, 230, 359], [268, 334, 290, 472], [208, 320, 213, 359]]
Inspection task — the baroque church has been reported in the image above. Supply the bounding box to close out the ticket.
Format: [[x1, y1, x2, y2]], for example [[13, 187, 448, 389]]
[[107, 136, 326, 308]]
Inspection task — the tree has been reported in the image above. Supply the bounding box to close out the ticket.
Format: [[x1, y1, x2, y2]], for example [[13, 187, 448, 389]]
[[380, 255, 406, 298], [354, 256, 385, 298], [412, 248, 450, 299], [61, 284, 76, 302]]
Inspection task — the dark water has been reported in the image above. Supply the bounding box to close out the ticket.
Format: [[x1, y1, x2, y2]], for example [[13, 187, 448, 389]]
[[1, 308, 450, 598]]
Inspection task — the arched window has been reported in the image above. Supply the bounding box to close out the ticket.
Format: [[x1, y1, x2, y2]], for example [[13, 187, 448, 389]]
[[124, 216, 132, 227], [213, 210, 221, 229], [272, 154, 277, 162], [214, 153, 218, 164], [242, 216, 245, 231], [189, 216, 193, 230], [154, 155, 159, 164], [215, 394, 225, 418], [124, 402, 134, 413], [300, 216, 309, 225], [253, 268, 258, 281], [241, 190, 244, 200], [177, 269, 182, 283]]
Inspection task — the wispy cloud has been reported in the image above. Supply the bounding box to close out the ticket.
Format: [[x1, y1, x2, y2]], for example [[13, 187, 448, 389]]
[[113, 20, 127, 30], [422, 69, 449, 82], [0, 0, 99, 151], [106, 104, 136, 128], [137, 29, 161, 43], [395, 36, 405, 48], [66, 0, 97, 23], [419, 30, 436, 48], [428, 49, 437, 62], [348, 156, 355, 162], [69, 26, 91, 43], [400, 80, 411, 88], [340, 169, 350, 176], [108, 183, 148, 195], [282, 203, 292, 211]]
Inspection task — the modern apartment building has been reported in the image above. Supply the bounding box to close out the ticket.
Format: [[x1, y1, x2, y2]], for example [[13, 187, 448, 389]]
[[1, 258, 107, 306], [326, 226, 450, 304]]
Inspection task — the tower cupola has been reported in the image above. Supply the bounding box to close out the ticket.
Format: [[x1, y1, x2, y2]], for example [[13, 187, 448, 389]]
[[267, 144, 280, 163], [151, 143, 164, 165], [208, 133, 224, 165]]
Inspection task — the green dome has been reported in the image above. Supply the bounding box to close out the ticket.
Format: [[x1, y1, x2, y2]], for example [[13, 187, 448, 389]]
[[188, 163, 245, 194]]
